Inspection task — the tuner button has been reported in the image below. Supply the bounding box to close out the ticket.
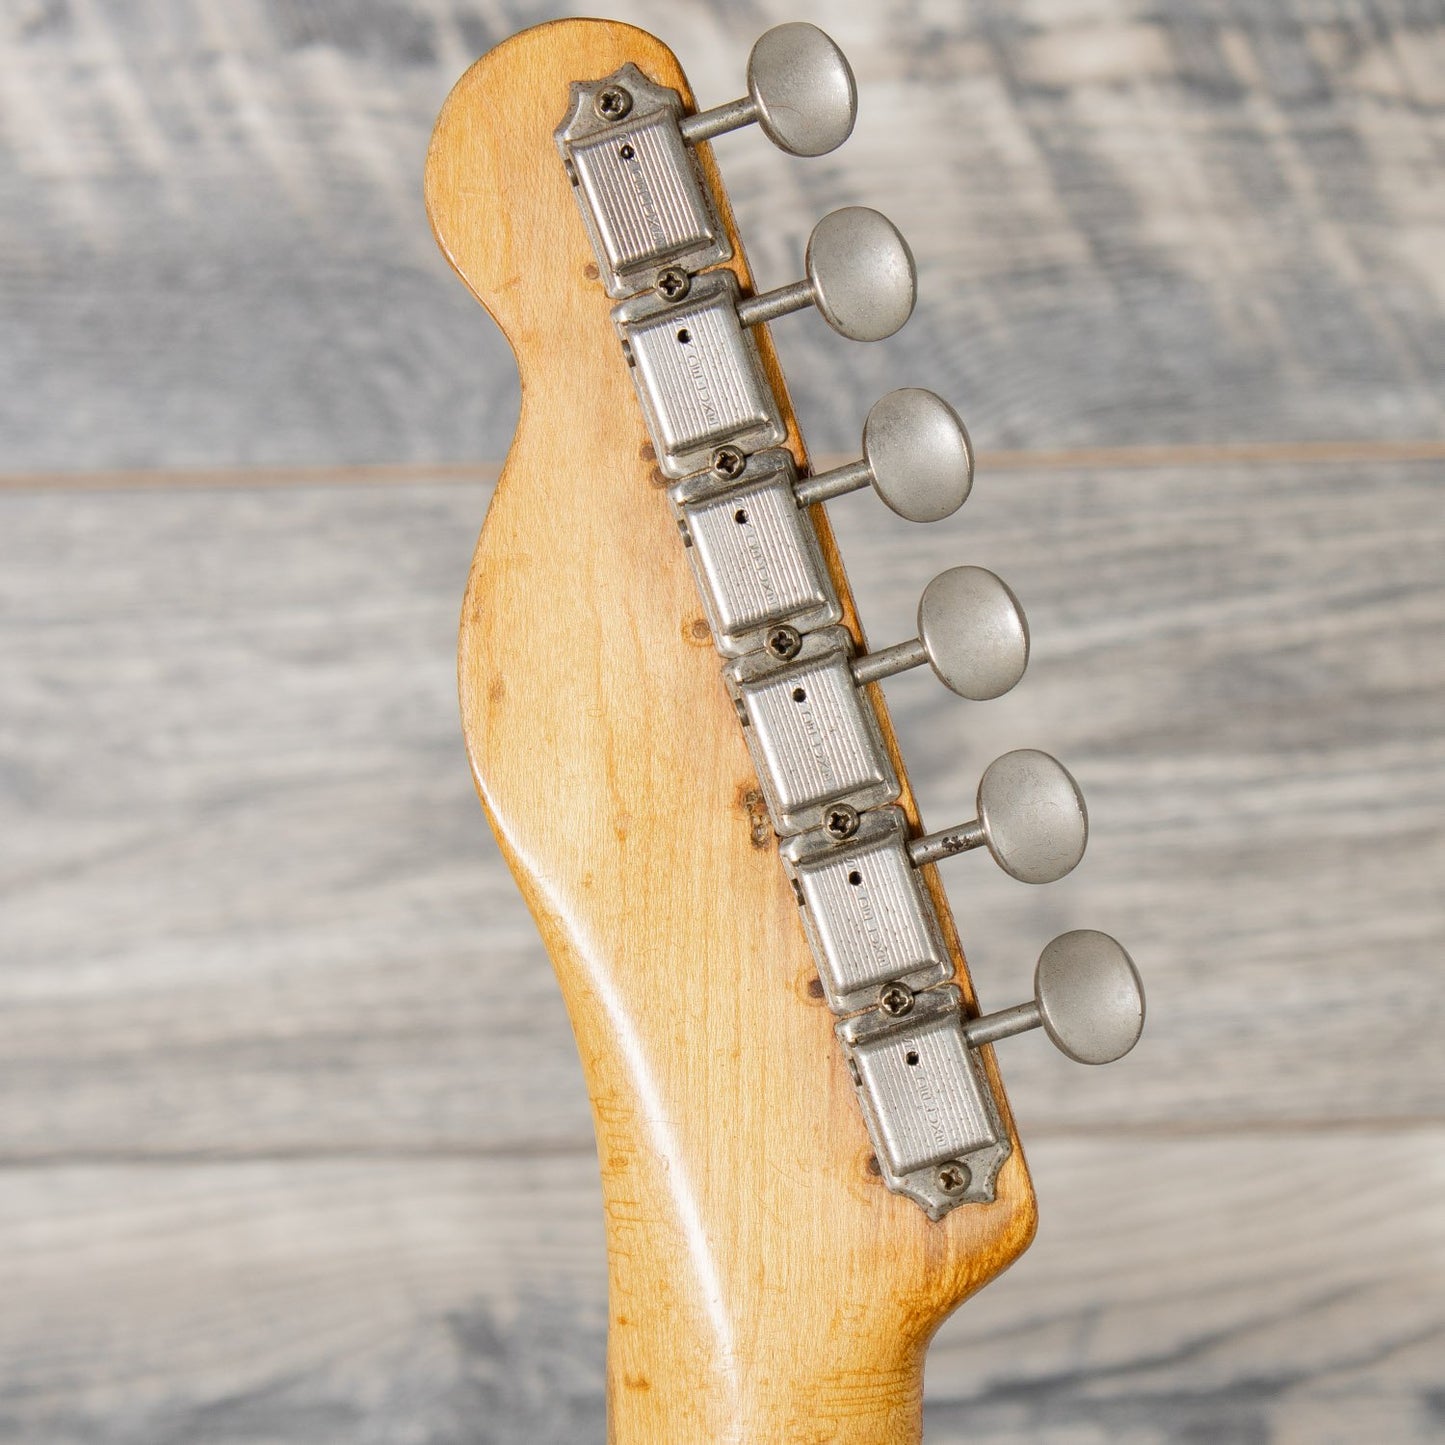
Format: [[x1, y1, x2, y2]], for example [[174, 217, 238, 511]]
[[748, 23, 857, 157], [907, 749, 1087, 884], [863, 389, 974, 522], [806, 207, 917, 342], [1035, 931, 1146, 1064], [917, 566, 1029, 700], [976, 750, 1088, 884], [733, 207, 917, 342], [791, 388, 973, 521], [960, 931, 1145, 1065], [849, 566, 1029, 698]]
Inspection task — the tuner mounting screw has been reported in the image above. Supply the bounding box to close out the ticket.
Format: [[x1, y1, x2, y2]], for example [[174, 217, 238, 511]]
[[765, 624, 803, 661], [594, 85, 632, 122], [936, 1161, 971, 1195], [656, 266, 691, 302], [711, 445, 746, 481], [878, 982, 914, 1017], [824, 803, 860, 841]]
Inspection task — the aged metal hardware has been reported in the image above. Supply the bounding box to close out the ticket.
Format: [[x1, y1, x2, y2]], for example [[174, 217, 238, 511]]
[[669, 450, 841, 657], [851, 565, 1030, 701], [838, 985, 1011, 1217], [909, 749, 1089, 885], [780, 807, 951, 1015], [677, 22, 856, 157], [556, 64, 731, 298], [724, 627, 898, 837], [765, 624, 804, 662], [614, 271, 786, 478], [734, 207, 917, 342], [793, 388, 974, 523], [963, 931, 1145, 1065], [550, 38, 1060, 1223]]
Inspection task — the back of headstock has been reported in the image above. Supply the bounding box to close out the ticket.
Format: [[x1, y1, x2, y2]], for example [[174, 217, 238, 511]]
[[426, 20, 1143, 1444]]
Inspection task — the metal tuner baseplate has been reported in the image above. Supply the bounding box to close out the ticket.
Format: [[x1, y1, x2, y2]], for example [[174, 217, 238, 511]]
[[839, 987, 1011, 1217], [614, 273, 786, 478], [670, 450, 841, 657], [555, 65, 732, 298], [779, 807, 950, 1014], [724, 627, 899, 837]]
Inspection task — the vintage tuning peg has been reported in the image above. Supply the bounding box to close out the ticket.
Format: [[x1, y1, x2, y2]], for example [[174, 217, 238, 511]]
[[908, 750, 1088, 884], [734, 207, 916, 342], [962, 931, 1145, 1064], [793, 389, 974, 522], [677, 22, 857, 157], [850, 566, 1029, 699]]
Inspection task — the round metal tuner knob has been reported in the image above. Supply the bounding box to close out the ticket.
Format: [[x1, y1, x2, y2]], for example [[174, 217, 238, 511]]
[[976, 749, 1088, 884], [806, 207, 917, 342], [863, 389, 974, 521], [792, 389, 974, 520], [1035, 931, 1146, 1064], [907, 750, 1087, 882], [748, 23, 857, 157], [917, 565, 1029, 700]]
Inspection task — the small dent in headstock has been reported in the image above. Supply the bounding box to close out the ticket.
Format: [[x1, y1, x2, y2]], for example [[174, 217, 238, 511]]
[[738, 785, 772, 849], [684, 617, 712, 645], [639, 442, 655, 462], [583, 261, 600, 281]]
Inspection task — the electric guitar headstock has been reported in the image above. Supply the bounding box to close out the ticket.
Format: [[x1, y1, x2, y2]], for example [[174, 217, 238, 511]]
[[426, 20, 1144, 1442]]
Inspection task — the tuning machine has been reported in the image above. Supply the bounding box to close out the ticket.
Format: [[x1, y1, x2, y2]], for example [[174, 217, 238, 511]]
[[727, 569, 1029, 835], [669, 390, 974, 656], [837, 933, 1143, 1216], [615, 207, 918, 477], [780, 750, 1086, 1012], [557, 24, 859, 299]]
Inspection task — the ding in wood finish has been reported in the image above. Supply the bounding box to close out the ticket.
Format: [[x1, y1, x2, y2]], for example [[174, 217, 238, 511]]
[[425, 21, 1036, 1444]]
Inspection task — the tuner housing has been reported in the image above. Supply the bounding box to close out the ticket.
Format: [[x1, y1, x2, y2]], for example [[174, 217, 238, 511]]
[[780, 806, 952, 1014], [724, 626, 899, 836], [670, 449, 842, 656], [615, 271, 786, 477], [838, 986, 1012, 1217], [555, 63, 732, 298]]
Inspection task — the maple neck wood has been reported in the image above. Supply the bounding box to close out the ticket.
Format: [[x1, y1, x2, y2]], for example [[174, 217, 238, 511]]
[[425, 21, 1037, 1443]]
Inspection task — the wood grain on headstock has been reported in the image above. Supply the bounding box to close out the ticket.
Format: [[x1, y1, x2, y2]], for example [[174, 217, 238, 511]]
[[425, 21, 1036, 1444]]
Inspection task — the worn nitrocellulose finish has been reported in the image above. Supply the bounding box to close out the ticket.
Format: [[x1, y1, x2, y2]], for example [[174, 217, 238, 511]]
[[426, 21, 1036, 1445]]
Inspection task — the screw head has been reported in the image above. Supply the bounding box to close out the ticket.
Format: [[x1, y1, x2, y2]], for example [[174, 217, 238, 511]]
[[936, 1161, 971, 1195], [765, 624, 803, 661], [824, 803, 860, 841], [711, 446, 746, 480], [594, 85, 632, 121], [656, 266, 691, 302], [878, 982, 914, 1017]]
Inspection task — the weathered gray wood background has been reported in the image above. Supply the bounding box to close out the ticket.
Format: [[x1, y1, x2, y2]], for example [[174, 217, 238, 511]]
[[2, 1, 1442, 1442]]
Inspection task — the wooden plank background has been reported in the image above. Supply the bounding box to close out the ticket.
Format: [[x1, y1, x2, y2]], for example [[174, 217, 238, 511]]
[[1, 1, 1442, 1441]]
